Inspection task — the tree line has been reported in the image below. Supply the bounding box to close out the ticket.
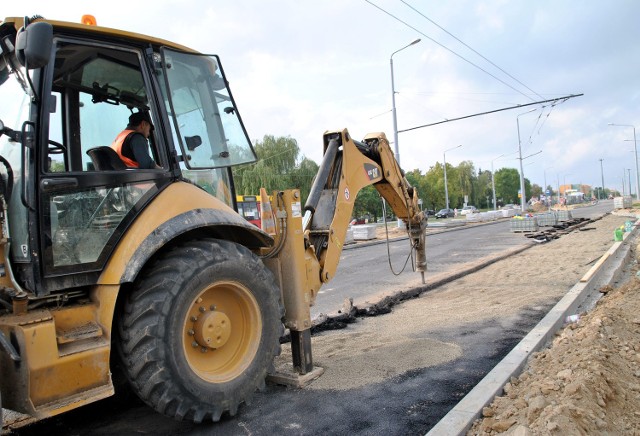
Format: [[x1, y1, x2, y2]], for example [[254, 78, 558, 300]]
[[233, 135, 609, 222]]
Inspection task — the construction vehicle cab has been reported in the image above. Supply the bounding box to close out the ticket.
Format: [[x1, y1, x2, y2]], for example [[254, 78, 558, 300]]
[[0, 15, 426, 429], [0, 17, 267, 292]]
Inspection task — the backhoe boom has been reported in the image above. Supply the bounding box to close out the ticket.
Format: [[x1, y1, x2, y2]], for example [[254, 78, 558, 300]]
[[265, 128, 427, 377]]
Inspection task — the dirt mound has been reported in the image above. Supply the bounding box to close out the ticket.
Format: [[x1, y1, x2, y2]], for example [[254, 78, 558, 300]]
[[468, 255, 640, 435], [530, 203, 551, 213]]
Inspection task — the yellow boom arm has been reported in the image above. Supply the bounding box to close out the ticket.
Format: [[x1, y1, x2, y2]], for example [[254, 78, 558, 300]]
[[264, 128, 427, 375]]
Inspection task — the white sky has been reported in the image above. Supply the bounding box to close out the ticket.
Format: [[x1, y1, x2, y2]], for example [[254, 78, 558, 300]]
[[6, 1, 640, 194]]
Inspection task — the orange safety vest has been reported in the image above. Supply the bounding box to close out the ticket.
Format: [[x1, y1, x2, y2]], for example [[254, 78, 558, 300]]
[[110, 129, 139, 168]]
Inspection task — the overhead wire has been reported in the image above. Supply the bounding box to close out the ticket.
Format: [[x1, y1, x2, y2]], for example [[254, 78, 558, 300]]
[[400, 0, 544, 101], [523, 98, 566, 151], [363, 0, 537, 102], [536, 99, 566, 136], [398, 93, 582, 133]]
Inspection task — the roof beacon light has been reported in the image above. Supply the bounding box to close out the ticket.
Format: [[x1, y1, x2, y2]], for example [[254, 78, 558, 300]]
[[81, 15, 97, 26]]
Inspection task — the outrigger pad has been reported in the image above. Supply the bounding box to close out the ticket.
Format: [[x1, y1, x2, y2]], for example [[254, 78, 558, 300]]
[[267, 365, 325, 388]]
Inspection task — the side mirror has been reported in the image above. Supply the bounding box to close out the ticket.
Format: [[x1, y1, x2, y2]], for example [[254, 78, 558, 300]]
[[15, 21, 53, 69], [185, 135, 202, 151]]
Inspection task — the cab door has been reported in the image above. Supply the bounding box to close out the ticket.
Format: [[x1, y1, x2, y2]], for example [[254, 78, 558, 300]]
[[37, 38, 172, 293]]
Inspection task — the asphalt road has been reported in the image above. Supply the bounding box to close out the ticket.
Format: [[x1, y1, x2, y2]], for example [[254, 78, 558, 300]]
[[10, 201, 615, 436], [313, 219, 528, 317], [313, 200, 613, 317]]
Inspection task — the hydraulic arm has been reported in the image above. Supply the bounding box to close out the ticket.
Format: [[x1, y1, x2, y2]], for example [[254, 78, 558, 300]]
[[265, 128, 427, 377]]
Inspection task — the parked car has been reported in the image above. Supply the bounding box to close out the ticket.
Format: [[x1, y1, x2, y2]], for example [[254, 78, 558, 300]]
[[501, 203, 518, 210], [434, 208, 455, 219], [425, 209, 436, 216], [459, 205, 478, 215]]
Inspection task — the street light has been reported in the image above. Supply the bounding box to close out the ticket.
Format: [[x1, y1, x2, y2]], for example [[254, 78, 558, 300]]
[[491, 154, 504, 210], [443, 144, 462, 210], [517, 108, 537, 212], [609, 123, 639, 200], [599, 158, 605, 200], [390, 38, 421, 165], [544, 166, 553, 207]]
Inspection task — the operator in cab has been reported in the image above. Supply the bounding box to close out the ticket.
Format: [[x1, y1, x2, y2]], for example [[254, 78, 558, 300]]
[[110, 111, 160, 169]]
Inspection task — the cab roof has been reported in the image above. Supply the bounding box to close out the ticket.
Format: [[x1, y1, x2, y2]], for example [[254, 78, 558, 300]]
[[2, 16, 198, 53]]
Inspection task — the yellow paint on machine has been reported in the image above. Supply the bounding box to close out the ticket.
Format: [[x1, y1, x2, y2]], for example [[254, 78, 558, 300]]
[[99, 182, 233, 285]]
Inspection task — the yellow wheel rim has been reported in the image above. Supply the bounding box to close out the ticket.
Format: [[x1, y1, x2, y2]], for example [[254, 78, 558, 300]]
[[182, 281, 262, 383]]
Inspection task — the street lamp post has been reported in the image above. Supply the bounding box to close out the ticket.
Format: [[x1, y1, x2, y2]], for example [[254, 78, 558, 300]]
[[517, 109, 537, 212], [599, 158, 605, 200], [443, 144, 462, 210], [390, 38, 421, 165], [491, 154, 504, 210], [609, 123, 639, 200], [544, 165, 553, 207]]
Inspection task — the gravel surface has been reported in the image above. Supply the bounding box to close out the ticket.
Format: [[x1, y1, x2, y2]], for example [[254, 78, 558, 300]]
[[467, 215, 640, 435]]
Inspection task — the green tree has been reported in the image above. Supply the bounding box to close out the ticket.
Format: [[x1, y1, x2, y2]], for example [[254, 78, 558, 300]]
[[289, 157, 319, 204], [494, 168, 520, 204], [445, 164, 462, 208], [405, 168, 430, 212], [233, 135, 317, 204], [530, 183, 542, 199], [457, 160, 476, 206], [476, 169, 494, 209], [425, 163, 446, 210], [353, 186, 383, 221]]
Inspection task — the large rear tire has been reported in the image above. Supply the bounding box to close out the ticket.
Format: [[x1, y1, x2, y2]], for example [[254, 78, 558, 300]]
[[117, 238, 282, 422]]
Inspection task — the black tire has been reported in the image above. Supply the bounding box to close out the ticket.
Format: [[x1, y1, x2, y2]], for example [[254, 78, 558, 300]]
[[117, 238, 282, 423]]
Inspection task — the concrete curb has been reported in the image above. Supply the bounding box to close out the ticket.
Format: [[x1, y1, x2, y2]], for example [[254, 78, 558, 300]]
[[426, 219, 638, 436]]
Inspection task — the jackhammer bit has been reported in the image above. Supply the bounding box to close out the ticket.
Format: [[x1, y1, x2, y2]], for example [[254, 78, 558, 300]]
[[408, 213, 428, 284]]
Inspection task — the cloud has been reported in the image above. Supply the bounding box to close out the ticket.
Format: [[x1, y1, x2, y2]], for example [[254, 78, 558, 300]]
[[5, 0, 640, 193]]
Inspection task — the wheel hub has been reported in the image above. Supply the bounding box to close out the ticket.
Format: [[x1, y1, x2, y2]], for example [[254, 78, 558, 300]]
[[193, 310, 231, 349]]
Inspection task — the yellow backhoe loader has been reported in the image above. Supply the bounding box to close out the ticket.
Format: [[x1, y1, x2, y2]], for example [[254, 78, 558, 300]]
[[0, 15, 426, 430]]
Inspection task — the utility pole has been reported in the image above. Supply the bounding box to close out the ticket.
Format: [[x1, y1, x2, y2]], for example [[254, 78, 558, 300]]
[[390, 38, 421, 165], [599, 158, 605, 200], [609, 123, 639, 200]]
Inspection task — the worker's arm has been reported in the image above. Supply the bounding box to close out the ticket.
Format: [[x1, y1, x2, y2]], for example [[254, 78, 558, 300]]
[[129, 135, 158, 169]]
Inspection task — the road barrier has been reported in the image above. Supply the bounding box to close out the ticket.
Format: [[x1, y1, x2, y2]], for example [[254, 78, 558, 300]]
[[614, 196, 632, 209], [535, 212, 558, 227], [555, 209, 573, 221], [509, 216, 538, 232]]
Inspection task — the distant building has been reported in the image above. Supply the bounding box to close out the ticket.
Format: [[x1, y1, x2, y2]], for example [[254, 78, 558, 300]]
[[559, 183, 591, 197], [565, 188, 585, 204]]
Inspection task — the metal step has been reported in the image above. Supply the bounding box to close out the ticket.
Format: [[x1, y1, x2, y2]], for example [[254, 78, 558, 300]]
[[56, 321, 102, 345]]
